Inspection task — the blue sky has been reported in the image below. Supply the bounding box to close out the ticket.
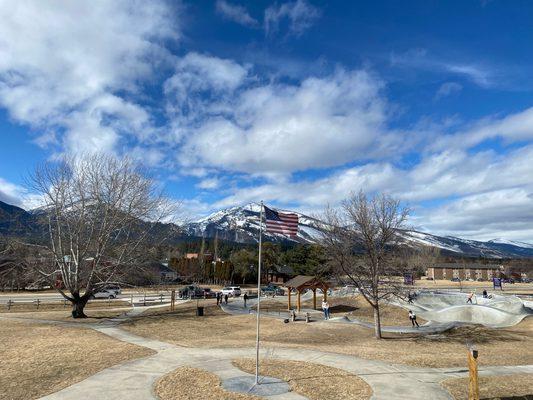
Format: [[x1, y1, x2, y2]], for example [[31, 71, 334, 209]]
[[1, 0, 533, 242]]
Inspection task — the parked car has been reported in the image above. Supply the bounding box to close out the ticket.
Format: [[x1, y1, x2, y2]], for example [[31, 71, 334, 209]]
[[103, 285, 121, 295], [178, 285, 204, 299], [451, 277, 461, 282], [202, 288, 216, 298], [91, 289, 117, 299], [221, 286, 241, 297], [261, 284, 284, 296]]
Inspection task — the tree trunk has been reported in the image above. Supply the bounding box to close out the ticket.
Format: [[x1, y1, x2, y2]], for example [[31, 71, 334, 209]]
[[373, 305, 382, 339], [71, 295, 90, 318]]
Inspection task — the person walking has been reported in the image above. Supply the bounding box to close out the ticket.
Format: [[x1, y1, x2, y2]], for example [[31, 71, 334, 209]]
[[243, 292, 248, 308], [467, 292, 474, 304], [408, 310, 419, 328], [407, 292, 414, 304], [216, 292, 220, 306], [224, 294, 229, 305], [322, 299, 330, 320]]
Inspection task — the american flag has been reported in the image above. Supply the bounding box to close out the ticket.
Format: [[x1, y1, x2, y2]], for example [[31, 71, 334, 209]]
[[264, 205, 299, 237]]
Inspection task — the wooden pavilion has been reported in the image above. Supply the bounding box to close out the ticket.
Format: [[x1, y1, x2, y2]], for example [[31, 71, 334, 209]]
[[284, 275, 330, 311]]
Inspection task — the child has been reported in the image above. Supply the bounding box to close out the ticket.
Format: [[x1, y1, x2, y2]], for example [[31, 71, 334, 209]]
[[408, 310, 419, 328]]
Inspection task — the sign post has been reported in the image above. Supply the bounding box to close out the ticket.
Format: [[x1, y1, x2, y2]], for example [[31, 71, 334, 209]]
[[170, 290, 176, 311], [467, 346, 479, 400]]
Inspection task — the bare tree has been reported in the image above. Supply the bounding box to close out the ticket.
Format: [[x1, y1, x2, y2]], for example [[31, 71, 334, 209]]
[[28, 154, 174, 318], [322, 191, 409, 339]]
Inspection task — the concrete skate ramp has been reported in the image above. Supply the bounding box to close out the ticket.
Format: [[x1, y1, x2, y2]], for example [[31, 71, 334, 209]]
[[404, 292, 532, 328], [418, 305, 526, 327]]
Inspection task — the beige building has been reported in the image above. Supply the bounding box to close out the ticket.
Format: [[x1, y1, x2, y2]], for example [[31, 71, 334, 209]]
[[426, 263, 502, 281]]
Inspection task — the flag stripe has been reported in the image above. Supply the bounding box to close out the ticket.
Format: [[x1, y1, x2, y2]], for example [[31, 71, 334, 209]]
[[264, 205, 299, 237]]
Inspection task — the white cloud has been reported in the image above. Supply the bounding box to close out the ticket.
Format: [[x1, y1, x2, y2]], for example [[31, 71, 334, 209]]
[[391, 49, 492, 87], [211, 143, 533, 241], [264, 0, 320, 36], [196, 177, 221, 190], [215, 0, 258, 27], [414, 189, 533, 242], [434, 82, 462, 100], [0, 0, 177, 155], [432, 107, 533, 151], [172, 66, 403, 174], [0, 177, 43, 209]]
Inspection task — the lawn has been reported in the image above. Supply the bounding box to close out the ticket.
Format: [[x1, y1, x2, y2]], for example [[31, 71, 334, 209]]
[[122, 300, 533, 368], [0, 319, 155, 400], [155, 367, 259, 400], [441, 374, 533, 399], [234, 358, 372, 400]]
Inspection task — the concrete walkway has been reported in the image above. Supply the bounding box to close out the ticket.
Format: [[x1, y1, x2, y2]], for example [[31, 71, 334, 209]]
[[2, 305, 531, 400]]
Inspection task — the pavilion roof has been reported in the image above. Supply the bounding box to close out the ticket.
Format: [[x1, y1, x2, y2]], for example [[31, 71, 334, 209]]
[[284, 275, 329, 289]]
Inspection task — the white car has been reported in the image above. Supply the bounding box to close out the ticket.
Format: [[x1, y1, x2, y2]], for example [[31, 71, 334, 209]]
[[91, 289, 117, 299], [221, 286, 241, 297]]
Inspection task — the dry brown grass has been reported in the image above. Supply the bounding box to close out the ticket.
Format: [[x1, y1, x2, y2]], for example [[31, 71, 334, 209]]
[[322, 296, 427, 326], [441, 374, 533, 399], [0, 319, 155, 400], [155, 367, 259, 400], [233, 358, 372, 400], [122, 302, 533, 368]]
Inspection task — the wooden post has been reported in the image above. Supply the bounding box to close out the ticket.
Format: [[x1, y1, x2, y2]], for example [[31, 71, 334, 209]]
[[313, 288, 317, 310], [297, 289, 302, 312], [323, 286, 328, 302], [468, 348, 479, 400], [171, 290, 176, 311], [288, 288, 291, 310]]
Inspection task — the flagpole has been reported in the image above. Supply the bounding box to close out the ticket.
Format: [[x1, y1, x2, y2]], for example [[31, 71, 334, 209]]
[[255, 200, 263, 385]]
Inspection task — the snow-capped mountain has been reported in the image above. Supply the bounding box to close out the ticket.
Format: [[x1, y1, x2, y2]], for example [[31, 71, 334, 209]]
[[400, 230, 533, 258], [182, 203, 533, 258], [2, 199, 533, 258], [182, 203, 324, 244]]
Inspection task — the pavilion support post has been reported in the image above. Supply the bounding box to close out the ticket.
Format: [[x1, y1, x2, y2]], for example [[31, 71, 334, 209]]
[[313, 288, 317, 310], [297, 289, 301, 312], [288, 288, 292, 310]]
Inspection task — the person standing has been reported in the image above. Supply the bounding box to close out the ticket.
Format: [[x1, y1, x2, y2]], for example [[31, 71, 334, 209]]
[[243, 292, 248, 308], [322, 299, 330, 320], [216, 292, 220, 306], [408, 310, 419, 328], [482, 289, 488, 299], [224, 294, 229, 305]]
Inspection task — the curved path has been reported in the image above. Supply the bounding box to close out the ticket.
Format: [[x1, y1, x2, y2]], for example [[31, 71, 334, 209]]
[[2, 305, 532, 400]]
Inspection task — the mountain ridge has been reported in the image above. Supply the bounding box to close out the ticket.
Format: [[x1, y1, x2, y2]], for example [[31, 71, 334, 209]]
[[1, 199, 532, 258]]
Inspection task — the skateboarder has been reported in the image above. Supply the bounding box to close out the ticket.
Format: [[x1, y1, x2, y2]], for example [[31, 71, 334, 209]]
[[408, 310, 419, 328], [467, 292, 474, 304]]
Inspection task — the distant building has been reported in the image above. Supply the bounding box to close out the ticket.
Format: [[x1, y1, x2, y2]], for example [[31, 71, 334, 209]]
[[185, 253, 214, 263], [267, 265, 295, 284], [426, 263, 502, 281], [142, 261, 178, 282]]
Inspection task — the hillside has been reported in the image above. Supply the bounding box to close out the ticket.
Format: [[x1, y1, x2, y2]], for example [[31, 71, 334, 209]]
[[1, 200, 533, 258]]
